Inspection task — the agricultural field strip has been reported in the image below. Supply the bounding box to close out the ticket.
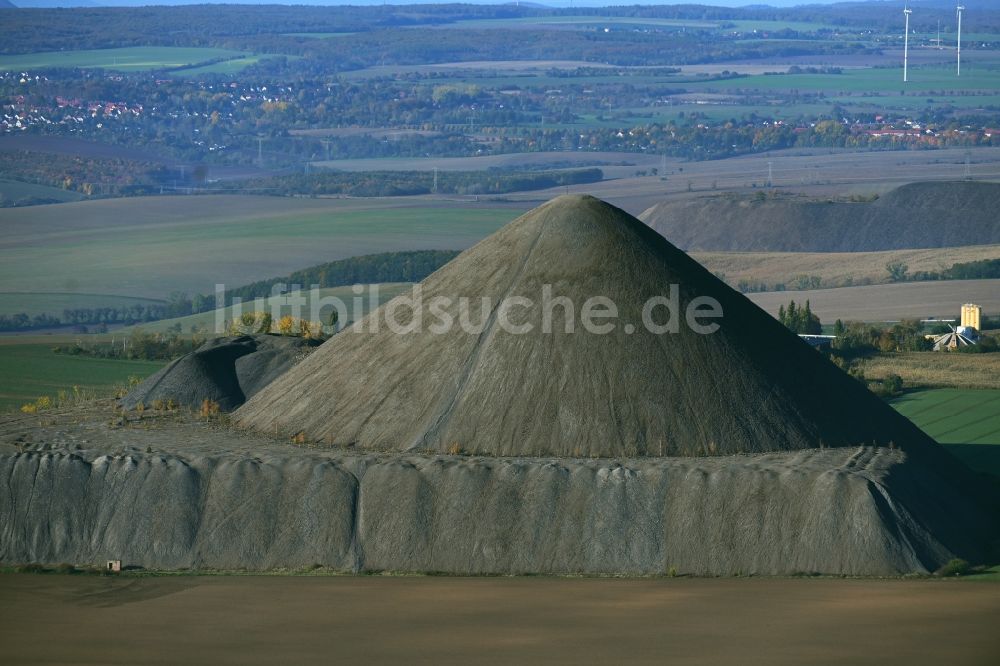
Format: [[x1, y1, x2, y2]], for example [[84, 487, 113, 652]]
[[691, 244, 1000, 289], [678, 66, 1000, 93], [0, 292, 166, 318], [311, 147, 1000, 180], [893, 389, 1000, 445], [914, 394, 987, 429], [0, 47, 251, 72], [0, 200, 516, 297], [3, 150, 999, 297], [343, 59, 998, 99], [902, 393, 1000, 443], [0, 343, 164, 412], [861, 354, 1000, 392], [0, 195, 452, 243]]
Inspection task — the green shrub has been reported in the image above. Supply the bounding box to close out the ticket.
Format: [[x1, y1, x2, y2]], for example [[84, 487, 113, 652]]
[[936, 558, 971, 577], [15, 563, 45, 574]]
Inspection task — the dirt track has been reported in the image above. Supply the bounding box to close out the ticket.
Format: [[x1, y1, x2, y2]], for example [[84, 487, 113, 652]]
[[1, 575, 998, 665]]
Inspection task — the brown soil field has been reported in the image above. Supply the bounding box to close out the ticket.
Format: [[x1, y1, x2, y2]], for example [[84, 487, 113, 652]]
[[0, 134, 175, 164], [311, 150, 661, 174], [693, 245, 1000, 289], [747, 279, 1000, 322], [0, 135, 273, 181], [1, 575, 998, 665]]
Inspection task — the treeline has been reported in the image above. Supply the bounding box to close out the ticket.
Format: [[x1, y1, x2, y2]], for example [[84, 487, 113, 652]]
[[61, 302, 196, 325], [218, 250, 459, 307], [0, 150, 168, 201], [738, 257, 1000, 295], [777, 300, 821, 335], [0, 298, 191, 332], [229, 168, 603, 198], [831, 320, 933, 356], [830, 318, 998, 357], [909, 258, 1000, 282], [54, 330, 204, 361], [0, 313, 61, 331]]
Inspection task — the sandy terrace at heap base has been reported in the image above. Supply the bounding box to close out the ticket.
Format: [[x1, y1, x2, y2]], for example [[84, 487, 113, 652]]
[[2, 196, 998, 576]]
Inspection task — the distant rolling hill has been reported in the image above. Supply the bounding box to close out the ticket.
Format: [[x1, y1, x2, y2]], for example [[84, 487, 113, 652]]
[[640, 181, 1000, 252]]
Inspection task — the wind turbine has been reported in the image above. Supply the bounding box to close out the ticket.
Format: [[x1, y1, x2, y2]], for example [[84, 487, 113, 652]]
[[903, 5, 912, 83], [957, 4, 965, 76]]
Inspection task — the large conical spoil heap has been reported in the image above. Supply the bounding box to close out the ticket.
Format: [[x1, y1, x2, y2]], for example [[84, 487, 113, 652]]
[[235, 195, 938, 458]]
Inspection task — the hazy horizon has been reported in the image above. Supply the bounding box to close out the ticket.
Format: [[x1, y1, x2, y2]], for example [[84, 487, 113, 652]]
[[6, 0, 898, 9]]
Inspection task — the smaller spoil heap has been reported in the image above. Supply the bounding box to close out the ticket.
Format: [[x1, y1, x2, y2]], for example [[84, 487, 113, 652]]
[[122, 334, 320, 412]]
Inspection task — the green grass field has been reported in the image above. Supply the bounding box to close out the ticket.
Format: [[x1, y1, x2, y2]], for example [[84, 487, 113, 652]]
[[174, 55, 293, 76], [892, 388, 1000, 478], [0, 343, 164, 413], [0, 47, 247, 72], [727, 20, 837, 33], [683, 64, 1000, 94], [0, 196, 516, 299], [0, 282, 421, 412]]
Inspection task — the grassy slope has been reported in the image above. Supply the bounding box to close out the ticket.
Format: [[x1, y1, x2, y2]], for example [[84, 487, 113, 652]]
[[891, 388, 1000, 478], [123, 283, 413, 335], [0, 344, 163, 413], [0, 196, 516, 298], [0, 292, 166, 318], [0, 179, 84, 204], [0, 47, 247, 72], [693, 245, 1000, 290]]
